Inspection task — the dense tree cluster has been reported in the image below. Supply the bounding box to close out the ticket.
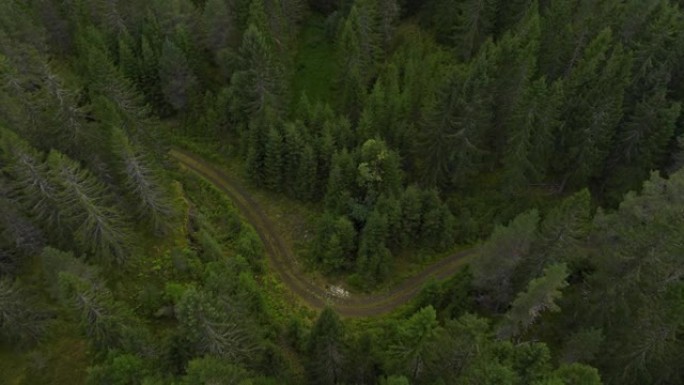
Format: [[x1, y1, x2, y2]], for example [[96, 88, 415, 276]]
[[1, 0, 684, 384]]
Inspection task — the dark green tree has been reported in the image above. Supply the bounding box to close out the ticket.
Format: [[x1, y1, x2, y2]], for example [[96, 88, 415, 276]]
[[159, 38, 198, 112], [472, 210, 539, 310], [47, 151, 132, 264], [0, 278, 46, 345], [499, 263, 569, 338], [554, 29, 632, 189], [111, 128, 178, 235], [307, 307, 345, 385]]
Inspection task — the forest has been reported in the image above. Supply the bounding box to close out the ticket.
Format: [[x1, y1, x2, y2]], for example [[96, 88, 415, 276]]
[[1, 0, 683, 384]]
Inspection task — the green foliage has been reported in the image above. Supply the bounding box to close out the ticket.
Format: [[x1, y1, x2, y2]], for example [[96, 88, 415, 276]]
[[111, 128, 178, 235], [159, 38, 198, 112], [388, 306, 440, 380], [472, 210, 539, 309], [307, 307, 344, 385], [86, 352, 149, 385], [500, 263, 569, 338], [182, 356, 252, 384], [3, 1, 684, 384], [0, 278, 46, 345], [48, 151, 133, 264], [175, 285, 257, 361]]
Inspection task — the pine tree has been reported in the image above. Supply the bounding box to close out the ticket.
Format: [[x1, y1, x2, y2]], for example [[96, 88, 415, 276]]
[[57, 271, 134, 351], [47, 151, 132, 264], [111, 128, 178, 235], [229, 23, 284, 123], [297, 144, 318, 201], [159, 38, 198, 112], [499, 263, 569, 338], [472, 210, 539, 310], [527, 189, 591, 275], [0, 278, 46, 345], [263, 127, 284, 191], [501, 78, 562, 192], [325, 150, 356, 214], [337, 5, 369, 121], [0, 196, 44, 275], [491, 7, 541, 157], [1, 129, 65, 241], [555, 28, 632, 190], [307, 307, 345, 385], [453, 0, 499, 61], [175, 286, 256, 360], [417, 43, 496, 186], [281, 121, 306, 194], [495, 0, 533, 35], [399, 185, 423, 248], [604, 88, 681, 200], [356, 207, 391, 284], [375, 0, 400, 51], [389, 306, 440, 381], [202, 0, 237, 54]]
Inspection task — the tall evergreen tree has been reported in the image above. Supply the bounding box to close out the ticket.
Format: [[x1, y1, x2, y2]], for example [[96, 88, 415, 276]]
[[554, 29, 632, 190], [308, 307, 345, 385], [500, 263, 569, 338], [47, 151, 132, 264], [229, 24, 284, 123], [159, 38, 198, 112], [111, 128, 178, 235]]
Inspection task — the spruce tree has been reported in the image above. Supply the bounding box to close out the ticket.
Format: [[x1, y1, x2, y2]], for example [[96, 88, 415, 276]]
[[47, 151, 132, 264], [202, 0, 237, 54], [159, 38, 198, 112], [229, 23, 284, 123], [307, 307, 345, 385], [499, 263, 569, 338], [111, 128, 178, 235], [472, 210, 539, 310], [555, 28, 632, 190], [263, 126, 284, 191]]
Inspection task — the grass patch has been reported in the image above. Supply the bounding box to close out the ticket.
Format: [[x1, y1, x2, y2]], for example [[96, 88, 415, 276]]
[[290, 13, 338, 112], [0, 321, 88, 385]]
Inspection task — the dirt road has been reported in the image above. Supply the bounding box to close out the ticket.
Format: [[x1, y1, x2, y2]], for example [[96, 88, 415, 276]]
[[171, 149, 475, 317]]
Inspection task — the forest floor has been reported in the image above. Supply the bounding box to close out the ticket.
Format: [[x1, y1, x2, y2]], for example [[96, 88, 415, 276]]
[[170, 148, 477, 317]]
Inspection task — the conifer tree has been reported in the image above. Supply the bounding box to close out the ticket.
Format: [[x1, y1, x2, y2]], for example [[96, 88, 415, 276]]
[[501, 78, 562, 192], [472, 210, 539, 310], [417, 42, 496, 186], [159, 38, 198, 112], [356, 207, 391, 284], [555, 29, 632, 190], [47, 151, 132, 264], [263, 126, 284, 191], [325, 149, 356, 214], [1, 129, 65, 240], [175, 286, 256, 360], [375, 0, 400, 51], [389, 306, 440, 381], [202, 0, 237, 54], [528, 189, 591, 274], [399, 185, 423, 248], [454, 0, 499, 61], [229, 23, 284, 123], [0, 278, 46, 345], [499, 263, 568, 338], [337, 5, 369, 121], [111, 128, 178, 235], [57, 271, 135, 352], [307, 307, 345, 385]]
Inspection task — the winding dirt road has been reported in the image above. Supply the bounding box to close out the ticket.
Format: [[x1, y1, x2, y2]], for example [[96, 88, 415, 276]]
[[171, 148, 476, 317]]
